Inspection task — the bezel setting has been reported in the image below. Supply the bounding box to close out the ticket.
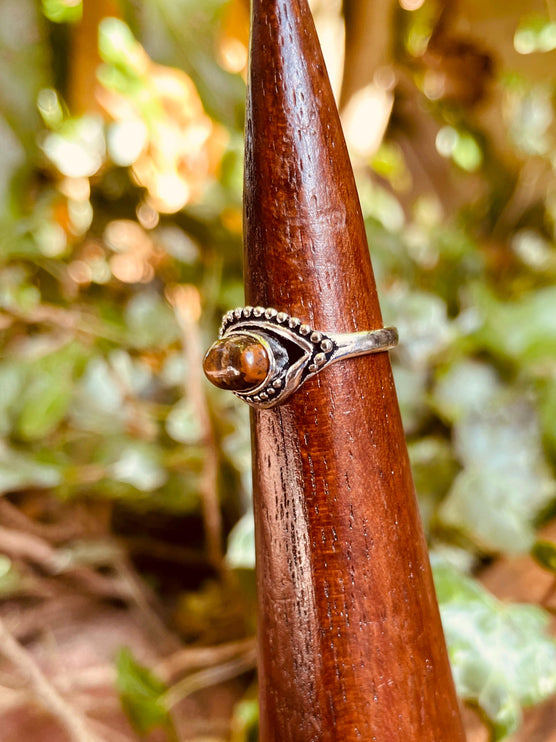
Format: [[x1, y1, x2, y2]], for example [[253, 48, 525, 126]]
[[219, 307, 337, 408]]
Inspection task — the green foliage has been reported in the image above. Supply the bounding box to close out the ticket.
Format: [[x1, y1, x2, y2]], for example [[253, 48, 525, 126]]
[[440, 396, 555, 552], [514, 15, 556, 55], [230, 697, 259, 742], [433, 559, 556, 740], [42, 0, 82, 24], [116, 648, 174, 736], [0, 556, 23, 597], [531, 540, 556, 575], [0, 444, 62, 493]]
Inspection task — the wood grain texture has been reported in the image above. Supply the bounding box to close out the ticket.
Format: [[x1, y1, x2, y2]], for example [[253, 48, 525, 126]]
[[243, 0, 466, 739]]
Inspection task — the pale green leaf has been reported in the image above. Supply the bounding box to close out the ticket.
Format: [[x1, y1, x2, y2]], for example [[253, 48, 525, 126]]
[[124, 293, 180, 349], [226, 513, 255, 570], [0, 443, 61, 493], [440, 398, 555, 552], [433, 559, 556, 740], [432, 360, 503, 424], [109, 443, 167, 492]]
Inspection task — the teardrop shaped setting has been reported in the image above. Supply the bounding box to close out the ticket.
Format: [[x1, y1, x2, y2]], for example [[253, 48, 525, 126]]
[[203, 334, 270, 392]]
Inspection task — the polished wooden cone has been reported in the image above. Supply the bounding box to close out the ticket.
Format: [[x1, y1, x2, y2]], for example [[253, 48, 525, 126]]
[[243, 0, 465, 739]]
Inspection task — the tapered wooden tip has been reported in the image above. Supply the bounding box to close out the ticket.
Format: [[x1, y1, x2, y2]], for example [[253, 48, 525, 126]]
[[244, 0, 382, 331]]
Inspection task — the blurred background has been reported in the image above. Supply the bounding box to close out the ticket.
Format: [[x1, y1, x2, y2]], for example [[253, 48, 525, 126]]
[[0, 0, 556, 740]]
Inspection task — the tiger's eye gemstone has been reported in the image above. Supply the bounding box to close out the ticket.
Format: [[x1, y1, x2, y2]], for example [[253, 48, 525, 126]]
[[203, 335, 270, 391]]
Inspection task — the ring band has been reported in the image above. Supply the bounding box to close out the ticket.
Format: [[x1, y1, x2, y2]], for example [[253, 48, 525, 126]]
[[203, 306, 398, 409]]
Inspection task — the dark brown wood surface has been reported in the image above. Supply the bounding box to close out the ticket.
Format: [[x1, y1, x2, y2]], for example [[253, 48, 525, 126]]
[[243, 0, 466, 739]]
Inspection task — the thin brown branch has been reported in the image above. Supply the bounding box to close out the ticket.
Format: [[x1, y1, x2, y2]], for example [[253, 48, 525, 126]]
[[0, 500, 85, 544], [161, 646, 257, 710], [168, 284, 224, 570], [0, 617, 103, 742], [156, 637, 257, 680], [0, 525, 133, 602]]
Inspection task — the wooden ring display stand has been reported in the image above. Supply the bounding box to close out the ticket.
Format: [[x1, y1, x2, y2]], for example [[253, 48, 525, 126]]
[[242, 1, 466, 739]]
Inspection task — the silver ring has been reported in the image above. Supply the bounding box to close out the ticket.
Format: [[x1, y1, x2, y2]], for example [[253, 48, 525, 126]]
[[203, 306, 398, 409]]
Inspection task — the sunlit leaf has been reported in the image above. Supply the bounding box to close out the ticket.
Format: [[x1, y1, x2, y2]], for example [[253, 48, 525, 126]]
[[433, 558, 556, 740], [230, 698, 259, 742], [514, 15, 556, 55], [227, 513, 255, 570], [41, 0, 82, 24], [41, 116, 106, 178]]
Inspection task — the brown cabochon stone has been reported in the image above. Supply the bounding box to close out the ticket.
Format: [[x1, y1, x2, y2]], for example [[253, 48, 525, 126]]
[[203, 334, 270, 391]]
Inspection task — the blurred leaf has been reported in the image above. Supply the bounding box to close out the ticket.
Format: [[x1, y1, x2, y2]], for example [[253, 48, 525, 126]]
[[474, 285, 556, 365], [507, 83, 553, 156], [116, 647, 172, 735], [383, 290, 455, 368], [139, 0, 245, 128], [125, 292, 180, 349], [433, 559, 556, 740], [71, 351, 154, 436], [531, 540, 556, 575], [0, 363, 25, 436], [0, 0, 49, 220], [13, 341, 86, 441], [514, 15, 556, 55], [230, 697, 259, 742], [165, 400, 202, 444], [391, 364, 429, 434], [432, 359, 503, 424], [0, 556, 23, 597], [98, 17, 143, 70], [17, 379, 73, 441], [408, 437, 458, 530], [42, 0, 82, 24], [0, 443, 62, 493], [440, 398, 556, 552], [71, 356, 127, 434], [226, 513, 255, 570], [110, 443, 167, 492], [537, 375, 556, 458], [41, 116, 106, 178]]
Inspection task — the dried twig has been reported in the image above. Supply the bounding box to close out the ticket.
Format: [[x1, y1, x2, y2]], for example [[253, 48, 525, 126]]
[[0, 499, 85, 544], [156, 637, 256, 680], [169, 284, 223, 570], [0, 525, 132, 602], [0, 617, 103, 742], [161, 645, 257, 710]]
